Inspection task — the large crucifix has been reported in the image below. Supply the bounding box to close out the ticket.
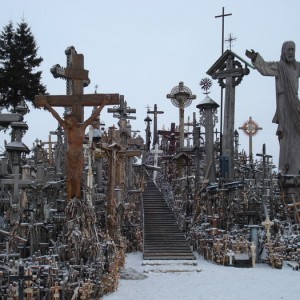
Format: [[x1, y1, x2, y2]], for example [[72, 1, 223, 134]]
[[35, 47, 120, 200]]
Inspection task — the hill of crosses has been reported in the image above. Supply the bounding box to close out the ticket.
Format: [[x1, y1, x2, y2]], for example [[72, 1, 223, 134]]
[[0, 45, 300, 300]]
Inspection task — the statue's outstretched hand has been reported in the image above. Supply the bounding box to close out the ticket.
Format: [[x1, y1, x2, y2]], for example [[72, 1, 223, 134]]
[[245, 49, 257, 60]]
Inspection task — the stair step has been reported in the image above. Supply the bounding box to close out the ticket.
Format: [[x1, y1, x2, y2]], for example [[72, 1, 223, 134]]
[[142, 178, 195, 260]]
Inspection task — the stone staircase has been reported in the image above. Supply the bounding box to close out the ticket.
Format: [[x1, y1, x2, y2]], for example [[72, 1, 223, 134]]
[[142, 179, 195, 260]]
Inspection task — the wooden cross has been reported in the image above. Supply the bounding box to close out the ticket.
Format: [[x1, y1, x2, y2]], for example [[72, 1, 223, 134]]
[[107, 95, 136, 147], [35, 48, 120, 200], [166, 82, 196, 149], [213, 239, 223, 253], [97, 140, 141, 237], [0, 165, 33, 204], [79, 279, 94, 299], [215, 7, 232, 54], [9, 265, 33, 300], [207, 51, 251, 178], [41, 135, 57, 165], [35, 46, 120, 123], [147, 104, 164, 147], [50, 282, 62, 300], [287, 194, 300, 224], [262, 216, 274, 245], [158, 123, 179, 155], [108, 95, 136, 120]]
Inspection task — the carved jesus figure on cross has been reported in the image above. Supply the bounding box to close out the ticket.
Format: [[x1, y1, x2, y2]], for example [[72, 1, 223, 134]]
[[40, 97, 108, 200]]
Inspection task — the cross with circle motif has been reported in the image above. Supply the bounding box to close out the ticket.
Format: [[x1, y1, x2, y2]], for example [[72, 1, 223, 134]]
[[239, 116, 262, 162], [239, 116, 262, 136]]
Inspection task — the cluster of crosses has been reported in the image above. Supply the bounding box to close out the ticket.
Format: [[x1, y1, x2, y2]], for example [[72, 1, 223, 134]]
[[0, 47, 144, 299]]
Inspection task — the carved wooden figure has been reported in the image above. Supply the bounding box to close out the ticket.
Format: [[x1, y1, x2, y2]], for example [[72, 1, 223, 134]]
[[38, 99, 108, 200], [35, 47, 120, 200], [262, 217, 274, 245]]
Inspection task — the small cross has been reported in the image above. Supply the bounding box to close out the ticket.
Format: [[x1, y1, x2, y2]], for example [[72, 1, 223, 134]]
[[41, 135, 57, 165], [262, 217, 274, 245], [148, 104, 164, 147], [51, 281, 62, 300], [225, 33, 236, 50]]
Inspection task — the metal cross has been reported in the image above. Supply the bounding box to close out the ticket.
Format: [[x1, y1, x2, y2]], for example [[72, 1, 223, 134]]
[[225, 33, 236, 51], [215, 7, 232, 54]]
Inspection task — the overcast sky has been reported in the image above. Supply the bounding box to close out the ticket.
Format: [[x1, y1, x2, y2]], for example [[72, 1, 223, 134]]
[[1, 0, 300, 168]]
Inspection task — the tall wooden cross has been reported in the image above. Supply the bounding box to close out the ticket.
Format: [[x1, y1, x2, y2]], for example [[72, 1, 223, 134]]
[[35, 46, 120, 123], [148, 104, 164, 147], [96, 141, 141, 237], [35, 47, 120, 200], [207, 51, 251, 178]]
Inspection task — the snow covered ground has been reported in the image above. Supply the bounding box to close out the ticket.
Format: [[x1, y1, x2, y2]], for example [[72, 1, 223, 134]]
[[102, 252, 300, 300]]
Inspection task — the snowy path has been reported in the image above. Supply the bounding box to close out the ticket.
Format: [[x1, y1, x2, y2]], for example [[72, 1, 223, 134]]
[[102, 252, 300, 300]]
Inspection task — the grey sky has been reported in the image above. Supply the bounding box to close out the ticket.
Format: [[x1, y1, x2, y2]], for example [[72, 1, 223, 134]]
[[1, 0, 299, 168]]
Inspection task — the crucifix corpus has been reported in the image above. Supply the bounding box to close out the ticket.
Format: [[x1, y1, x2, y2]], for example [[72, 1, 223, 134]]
[[35, 47, 120, 200]]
